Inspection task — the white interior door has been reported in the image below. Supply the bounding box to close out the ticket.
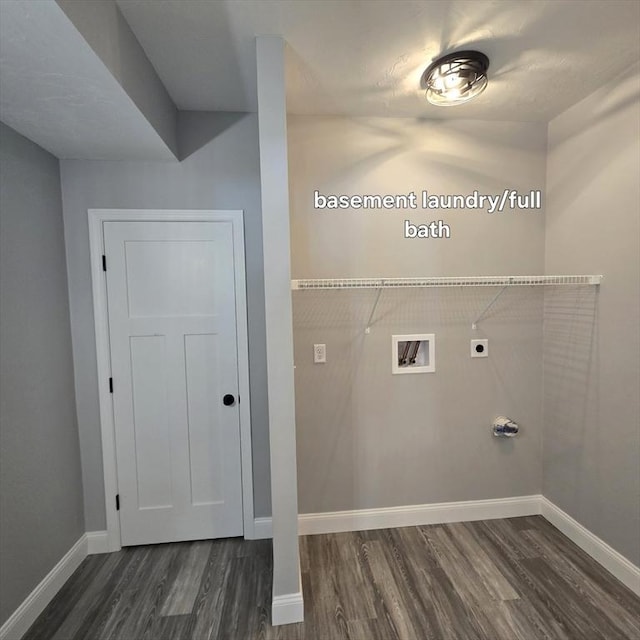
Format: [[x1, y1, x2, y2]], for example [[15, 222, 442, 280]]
[[104, 221, 243, 546]]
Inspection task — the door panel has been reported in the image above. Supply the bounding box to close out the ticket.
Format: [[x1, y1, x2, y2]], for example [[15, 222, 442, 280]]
[[124, 240, 217, 317], [129, 334, 172, 510], [184, 333, 224, 506], [104, 221, 243, 546]]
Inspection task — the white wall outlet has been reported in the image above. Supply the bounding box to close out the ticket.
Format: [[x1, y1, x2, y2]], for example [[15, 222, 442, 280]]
[[313, 343, 326, 363], [471, 338, 488, 358]]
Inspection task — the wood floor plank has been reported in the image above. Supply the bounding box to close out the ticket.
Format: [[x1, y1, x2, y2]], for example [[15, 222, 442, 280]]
[[423, 525, 496, 608], [140, 545, 204, 640], [521, 556, 625, 640], [111, 543, 181, 640], [422, 521, 574, 640], [363, 539, 421, 640], [477, 522, 576, 639], [346, 616, 389, 640], [490, 600, 548, 640], [421, 566, 484, 640], [22, 553, 113, 640], [469, 517, 540, 562], [217, 554, 270, 640], [464, 519, 578, 640], [49, 551, 130, 640], [302, 534, 353, 640], [446, 522, 520, 601], [340, 532, 400, 640], [155, 613, 194, 640], [396, 525, 442, 572], [22, 516, 640, 640], [92, 548, 157, 640], [502, 598, 571, 640], [159, 541, 210, 616], [404, 527, 485, 640], [185, 540, 235, 640], [94, 586, 141, 640], [72, 547, 153, 640], [332, 531, 377, 622], [375, 528, 441, 639], [529, 519, 640, 612], [523, 528, 640, 638], [509, 515, 549, 531], [266, 619, 306, 640]]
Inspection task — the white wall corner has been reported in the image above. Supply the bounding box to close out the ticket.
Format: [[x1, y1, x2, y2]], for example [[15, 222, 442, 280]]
[[271, 592, 304, 626], [85, 530, 110, 555], [256, 34, 303, 627], [540, 497, 640, 596], [0, 534, 88, 640], [250, 517, 273, 540]]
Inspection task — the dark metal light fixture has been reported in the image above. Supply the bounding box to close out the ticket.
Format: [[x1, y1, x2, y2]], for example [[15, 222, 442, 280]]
[[423, 50, 489, 106]]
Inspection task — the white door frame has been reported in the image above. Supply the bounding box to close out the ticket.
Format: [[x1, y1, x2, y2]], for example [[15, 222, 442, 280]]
[[89, 209, 255, 551]]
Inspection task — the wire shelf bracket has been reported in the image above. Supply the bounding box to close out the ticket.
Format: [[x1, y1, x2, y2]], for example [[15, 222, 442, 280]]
[[365, 287, 383, 334], [472, 285, 508, 330]]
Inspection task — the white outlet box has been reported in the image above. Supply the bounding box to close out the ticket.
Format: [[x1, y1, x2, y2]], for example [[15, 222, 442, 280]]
[[313, 343, 326, 363], [471, 339, 488, 358]]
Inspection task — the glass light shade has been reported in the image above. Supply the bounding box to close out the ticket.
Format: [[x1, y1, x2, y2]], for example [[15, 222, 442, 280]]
[[423, 51, 489, 106]]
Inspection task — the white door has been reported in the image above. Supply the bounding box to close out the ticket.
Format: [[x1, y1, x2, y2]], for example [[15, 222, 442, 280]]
[[104, 221, 243, 546]]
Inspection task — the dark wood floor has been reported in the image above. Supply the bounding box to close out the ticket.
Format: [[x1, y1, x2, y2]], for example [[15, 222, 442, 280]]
[[24, 516, 640, 640]]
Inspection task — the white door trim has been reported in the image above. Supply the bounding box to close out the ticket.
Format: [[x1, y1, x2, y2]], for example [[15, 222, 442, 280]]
[[89, 209, 255, 551]]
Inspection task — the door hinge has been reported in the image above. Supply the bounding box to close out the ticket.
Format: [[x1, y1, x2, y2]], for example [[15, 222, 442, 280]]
[[116, 494, 120, 511], [109, 377, 113, 393], [102, 255, 107, 271]]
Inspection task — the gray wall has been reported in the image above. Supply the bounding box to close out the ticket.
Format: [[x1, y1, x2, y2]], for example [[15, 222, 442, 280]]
[[60, 112, 271, 531], [0, 123, 84, 626], [544, 65, 640, 565], [288, 116, 547, 513], [56, 0, 178, 157]]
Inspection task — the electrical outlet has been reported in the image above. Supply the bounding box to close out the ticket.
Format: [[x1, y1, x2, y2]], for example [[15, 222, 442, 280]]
[[470, 338, 488, 358], [313, 343, 326, 363]]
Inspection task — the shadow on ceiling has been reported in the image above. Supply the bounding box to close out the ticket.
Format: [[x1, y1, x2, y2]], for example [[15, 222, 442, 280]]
[[177, 110, 248, 161]]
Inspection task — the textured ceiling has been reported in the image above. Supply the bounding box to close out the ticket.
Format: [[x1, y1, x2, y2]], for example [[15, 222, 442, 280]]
[[117, 0, 640, 121], [0, 1, 175, 160]]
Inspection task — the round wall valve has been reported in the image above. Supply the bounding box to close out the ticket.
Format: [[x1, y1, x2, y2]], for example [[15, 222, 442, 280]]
[[492, 416, 519, 437]]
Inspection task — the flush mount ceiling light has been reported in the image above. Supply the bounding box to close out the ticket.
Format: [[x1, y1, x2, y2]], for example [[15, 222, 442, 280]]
[[422, 50, 489, 106]]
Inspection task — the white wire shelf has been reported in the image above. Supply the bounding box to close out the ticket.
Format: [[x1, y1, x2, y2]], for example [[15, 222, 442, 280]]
[[291, 275, 602, 290]]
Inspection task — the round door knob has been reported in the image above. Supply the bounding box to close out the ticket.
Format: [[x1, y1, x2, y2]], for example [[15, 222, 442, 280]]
[[223, 394, 236, 406]]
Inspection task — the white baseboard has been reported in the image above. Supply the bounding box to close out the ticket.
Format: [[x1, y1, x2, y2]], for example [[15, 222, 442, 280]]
[[271, 564, 304, 627], [86, 531, 110, 555], [0, 534, 88, 640], [252, 517, 273, 540], [298, 495, 542, 536], [539, 497, 640, 596], [271, 591, 304, 626]]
